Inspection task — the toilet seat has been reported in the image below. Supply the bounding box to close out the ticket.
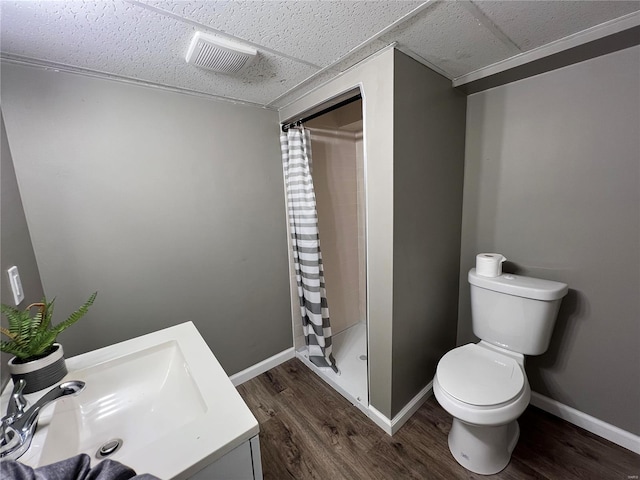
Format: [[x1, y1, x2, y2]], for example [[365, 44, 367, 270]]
[[437, 344, 525, 407]]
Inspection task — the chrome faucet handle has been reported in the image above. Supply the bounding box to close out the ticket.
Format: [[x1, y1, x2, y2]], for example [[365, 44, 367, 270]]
[[1, 379, 27, 451], [6, 379, 27, 419], [1, 380, 85, 461]]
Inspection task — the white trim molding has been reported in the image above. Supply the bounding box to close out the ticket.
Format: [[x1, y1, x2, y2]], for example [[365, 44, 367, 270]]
[[0, 56, 273, 110], [369, 382, 434, 436], [229, 348, 295, 387], [367, 406, 394, 435], [453, 11, 640, 87], [530, 392, 640, 455]]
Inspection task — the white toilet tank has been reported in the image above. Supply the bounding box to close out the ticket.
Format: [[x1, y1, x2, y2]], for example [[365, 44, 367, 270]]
[[469, 268, 568, 356]]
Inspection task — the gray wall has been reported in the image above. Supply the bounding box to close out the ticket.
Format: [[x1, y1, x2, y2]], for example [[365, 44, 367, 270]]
[[1, 111, 46, 389], [458, 46, 640, 435], [391, 51, 466, 417], [1, 63, 292, 376]]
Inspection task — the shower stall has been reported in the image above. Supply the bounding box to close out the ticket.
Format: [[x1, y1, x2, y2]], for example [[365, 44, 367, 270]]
[[279, 50, 466, 434], [283, 95, 369, 409]]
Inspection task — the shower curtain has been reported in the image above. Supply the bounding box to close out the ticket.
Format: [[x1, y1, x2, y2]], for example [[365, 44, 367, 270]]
[[281, 127, 338, 373]]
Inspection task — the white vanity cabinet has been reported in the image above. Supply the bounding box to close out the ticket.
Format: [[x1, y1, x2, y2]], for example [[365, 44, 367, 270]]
[[190, 436, 262, 480]]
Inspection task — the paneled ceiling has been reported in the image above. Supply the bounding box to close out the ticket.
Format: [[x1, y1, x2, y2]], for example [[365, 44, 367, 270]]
[[1, 1, 638, 109]]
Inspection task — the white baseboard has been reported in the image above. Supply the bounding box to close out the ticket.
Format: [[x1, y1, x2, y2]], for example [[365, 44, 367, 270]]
[[367, 406, 393, 435], [368, 382, 434, 436], [229, 347, 295, 386], [530, 391, 640, 455]]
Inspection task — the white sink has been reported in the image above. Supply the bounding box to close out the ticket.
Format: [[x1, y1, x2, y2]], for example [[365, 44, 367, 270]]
[[2, 322, 259, 479]]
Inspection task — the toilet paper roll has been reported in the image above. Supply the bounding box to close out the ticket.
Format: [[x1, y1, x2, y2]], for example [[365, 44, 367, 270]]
[[476, 253, 507, 277]]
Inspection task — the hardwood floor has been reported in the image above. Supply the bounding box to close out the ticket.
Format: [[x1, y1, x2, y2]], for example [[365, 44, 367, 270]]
[[237, 358, 640, 480]]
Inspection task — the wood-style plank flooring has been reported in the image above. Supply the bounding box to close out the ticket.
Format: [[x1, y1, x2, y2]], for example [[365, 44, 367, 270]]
[[237, 358, 640, 480]]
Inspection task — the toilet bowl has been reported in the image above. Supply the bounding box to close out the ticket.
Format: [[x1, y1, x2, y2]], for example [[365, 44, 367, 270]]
[[434, 342, 531, 475], [434, 267, 568, 475]]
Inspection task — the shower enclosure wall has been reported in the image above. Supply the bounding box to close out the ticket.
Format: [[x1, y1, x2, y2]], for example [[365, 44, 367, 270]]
[[280, 49, 465, 435], [286, 100, 368, 408]]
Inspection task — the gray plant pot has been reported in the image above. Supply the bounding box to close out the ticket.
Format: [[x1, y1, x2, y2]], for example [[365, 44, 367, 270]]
[[7, 343, 68, 394]]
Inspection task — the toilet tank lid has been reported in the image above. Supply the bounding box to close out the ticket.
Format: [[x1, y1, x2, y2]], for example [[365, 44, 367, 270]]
[[469, 268, 568, 301]]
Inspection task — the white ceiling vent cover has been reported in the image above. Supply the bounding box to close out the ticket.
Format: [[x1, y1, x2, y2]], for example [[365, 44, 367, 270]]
[[185, 32, 257, 74]]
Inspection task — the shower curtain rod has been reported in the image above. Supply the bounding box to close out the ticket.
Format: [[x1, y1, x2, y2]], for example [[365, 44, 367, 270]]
[[281, 93, 362, 132]]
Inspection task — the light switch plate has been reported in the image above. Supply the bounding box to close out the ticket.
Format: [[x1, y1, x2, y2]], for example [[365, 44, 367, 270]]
[[7, 266, 25, 305]]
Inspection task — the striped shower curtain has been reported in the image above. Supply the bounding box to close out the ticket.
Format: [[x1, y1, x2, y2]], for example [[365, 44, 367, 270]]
[[281, 127, 338, 373]]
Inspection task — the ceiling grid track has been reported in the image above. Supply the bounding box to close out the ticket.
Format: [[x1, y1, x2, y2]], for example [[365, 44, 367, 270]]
[[460, 1, 523, 55]]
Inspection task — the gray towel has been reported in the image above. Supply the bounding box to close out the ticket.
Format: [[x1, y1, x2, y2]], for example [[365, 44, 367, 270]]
[[0, 454, 160, 480]]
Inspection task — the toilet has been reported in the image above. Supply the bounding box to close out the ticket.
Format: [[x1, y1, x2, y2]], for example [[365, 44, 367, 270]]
[[434, 268, 568, 475]]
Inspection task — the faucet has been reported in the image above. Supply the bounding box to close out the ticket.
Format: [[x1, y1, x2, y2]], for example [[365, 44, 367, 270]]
[[0, 379, 85, 461], [0, 379, 27, 443]]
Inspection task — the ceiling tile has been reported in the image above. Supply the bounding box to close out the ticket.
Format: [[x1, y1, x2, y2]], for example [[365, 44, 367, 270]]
[[1, 1, 638, 107], [474, 0, 640, 51], [382, 1, 517, 78], [138, 0, 424, 67], [0, 1, 318, 105]]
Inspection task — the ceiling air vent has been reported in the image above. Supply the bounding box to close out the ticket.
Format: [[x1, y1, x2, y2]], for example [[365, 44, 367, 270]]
[[185, 32, 257, 74]]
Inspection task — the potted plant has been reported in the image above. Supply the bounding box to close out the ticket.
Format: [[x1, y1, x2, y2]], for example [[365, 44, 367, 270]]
[[1, 292, 97, 393]]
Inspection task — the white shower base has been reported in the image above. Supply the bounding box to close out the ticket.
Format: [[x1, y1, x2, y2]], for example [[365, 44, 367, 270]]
[[296, 321, 368, 409]]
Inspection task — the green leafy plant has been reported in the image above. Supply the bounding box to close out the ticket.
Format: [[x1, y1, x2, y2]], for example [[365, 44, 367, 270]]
[[1, 292, 97, 361]]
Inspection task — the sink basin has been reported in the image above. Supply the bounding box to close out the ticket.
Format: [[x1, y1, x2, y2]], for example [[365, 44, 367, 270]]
[[38, 340, 207, 465], [2, 322, 259, 479]]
